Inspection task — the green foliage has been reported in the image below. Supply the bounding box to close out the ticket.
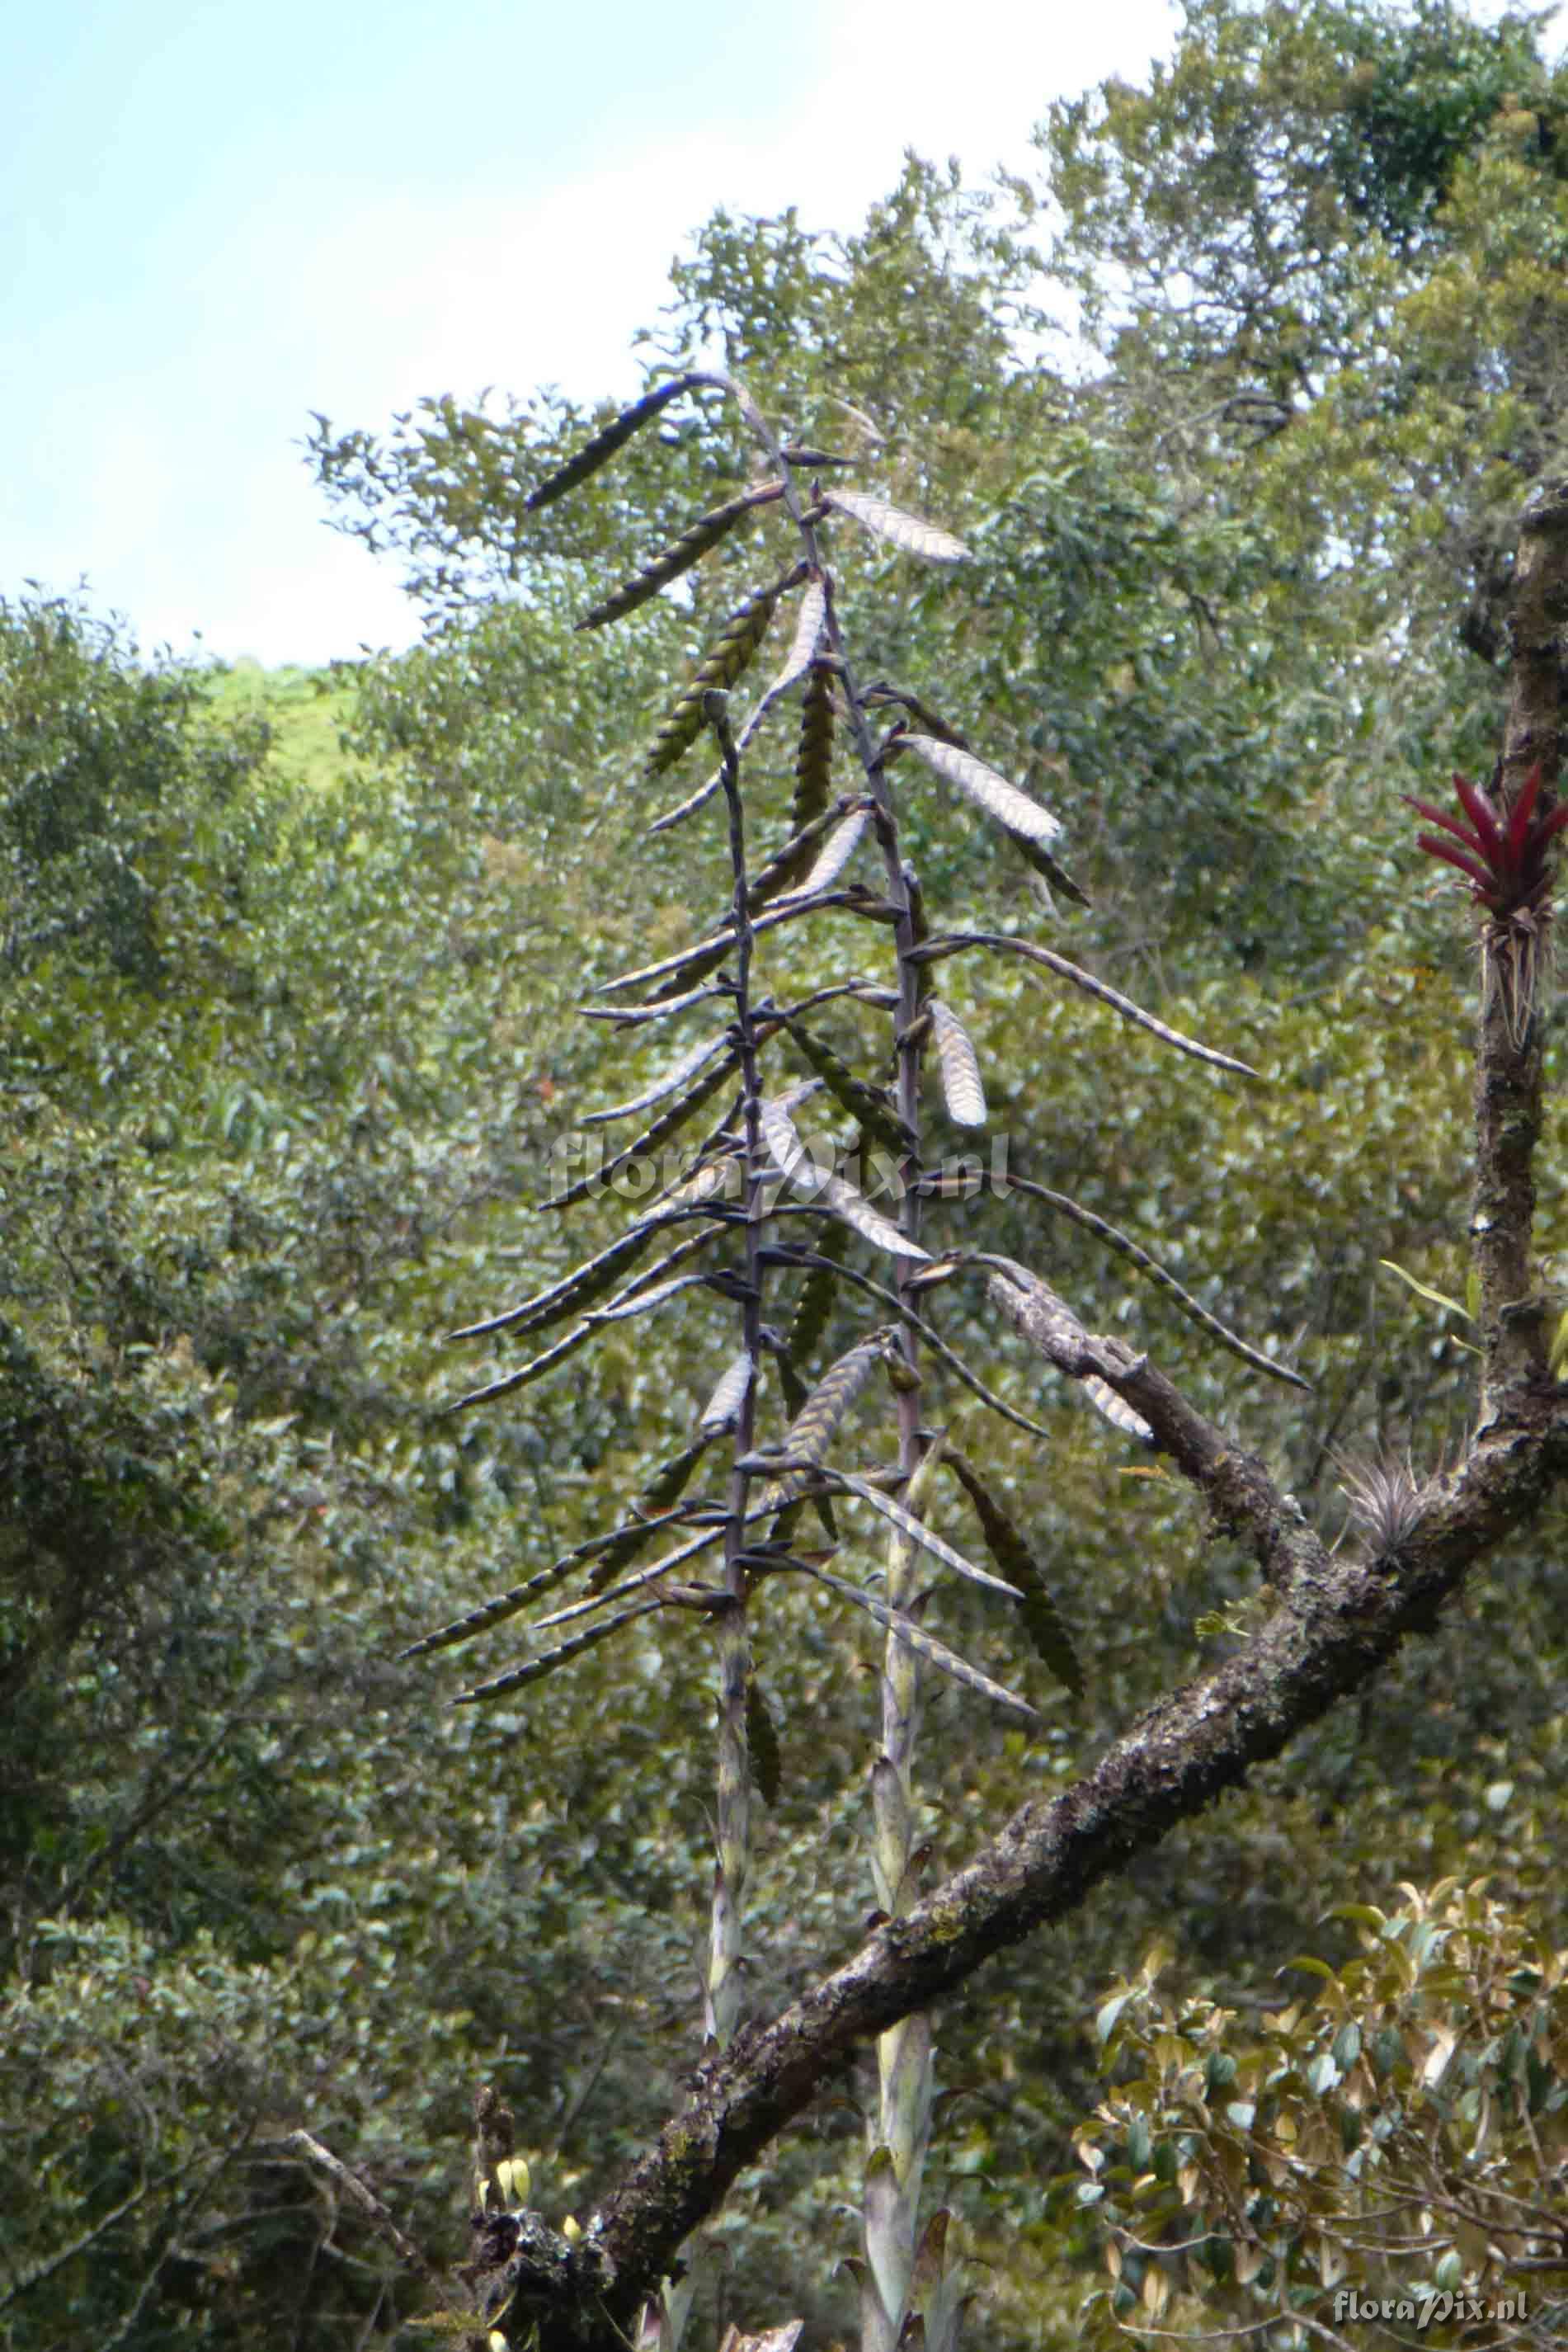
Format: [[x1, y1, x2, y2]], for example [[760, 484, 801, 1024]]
[[1035, 0, 1568, 676], [1326, 0, 1562, 243], [1044, 1875, 1568, 2350], [0, 594, 271, 987]]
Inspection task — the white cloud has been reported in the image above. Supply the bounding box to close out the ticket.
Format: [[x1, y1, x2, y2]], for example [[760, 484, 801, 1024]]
[[42, 0, 1568, 666], [214, 0, 1182, 662]]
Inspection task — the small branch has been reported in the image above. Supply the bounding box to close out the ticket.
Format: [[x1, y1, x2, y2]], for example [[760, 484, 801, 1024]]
[[280, 2133, 438, 2285], [980, 1255, 1320, 1589], [906, 932, 1258, 1076], [0, 2177, 155, 2317], [56, 1672, 269, 1908]]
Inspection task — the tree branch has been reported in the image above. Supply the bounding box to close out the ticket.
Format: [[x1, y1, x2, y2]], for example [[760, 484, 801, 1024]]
[[979, 1255, 1321, 1591], [560, 1376, 1568, 2341]]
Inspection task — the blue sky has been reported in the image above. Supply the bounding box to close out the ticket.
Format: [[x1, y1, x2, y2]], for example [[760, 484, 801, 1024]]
[[5, 0, 1194, 665], [5, 0, 1551, 669]]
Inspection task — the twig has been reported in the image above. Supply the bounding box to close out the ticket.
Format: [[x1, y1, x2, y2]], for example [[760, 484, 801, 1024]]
[[280, 2132, 438, 2284]]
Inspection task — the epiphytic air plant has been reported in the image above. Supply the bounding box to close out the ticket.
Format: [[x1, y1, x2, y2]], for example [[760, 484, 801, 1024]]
[[1407, 761, 1568, 1043]]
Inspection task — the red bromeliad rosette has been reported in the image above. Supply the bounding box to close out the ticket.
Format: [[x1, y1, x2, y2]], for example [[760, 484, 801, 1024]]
[[1406, 761, 1568, 1039], [1406, 761, 1568, 918]]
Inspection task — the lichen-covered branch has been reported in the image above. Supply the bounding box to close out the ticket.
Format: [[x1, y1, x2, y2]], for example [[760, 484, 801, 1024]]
[[981, 1256, 1323, 1592], [553, 1384, 1568, 2344]]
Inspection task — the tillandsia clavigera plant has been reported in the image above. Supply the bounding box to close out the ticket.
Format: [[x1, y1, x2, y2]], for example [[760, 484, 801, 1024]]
[[398, 366, 1308, 2350], [1407, 759, 1568, 1042]]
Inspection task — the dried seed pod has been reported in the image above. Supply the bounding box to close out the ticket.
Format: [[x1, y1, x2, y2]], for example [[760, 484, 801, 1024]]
[[765, 575, 827, 700], [645, 569, 799, 778], [772, 1350, 841, 1542], [900, 732, 1063, 853], [597, 931, 737, 1003], [577, 482, 785, 628], [904, 866, 935, 1009], [786, 1219, 848, 1365], [445, 1319, 599, 1413], [775, 1350, 809, 1421], [863, 680, 975, 752], [589, 1270, 711, 1321], [647, 769, 722, 837], [454, 1598, 663, 1702], [869, 695, 1087, 901], [831, 1468, 1021, 1600], [397, 1478, 708, 1658], [791, 659, 837, 834], [823, 487, 971, 564], [757, 1331, 890, 1511], [746, 1676, 783, 1807], [538, 1524, 720, 1627], [449, 1209, 681, 1342], [782, 1014, 911, 1158], [820, 1167, 929, 1263], [580, 1029, 731, 1125], [911, 933, 1260, 1077], [1003, 826, 1092, 908], [597, 879, 850, 1005], [943, 1447, 1083, 1695], [761, 1085, 929, 1262], [773, 1557, 1037, 1722], [772, 805, 871, 903], [540, 1051, 740, 1209], [746, 795, 855, 912], [699, 1349, 756, 1435], [662, 1151, 746, 1209], [758, 1082, 826, 1190], [706, 577, 832, 785], [927, 998, 987, 1127], [525, 372, 709, 511], [584, 1434, 722, 1591], [658, 1157, 742, 1214], [398, 1563, 582, 1661]]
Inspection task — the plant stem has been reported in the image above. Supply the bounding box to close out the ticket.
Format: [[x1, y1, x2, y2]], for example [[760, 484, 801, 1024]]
[[715, 386, 938, 2331], [705, 692, 763, 2052], [814, 591, 935, 2352]]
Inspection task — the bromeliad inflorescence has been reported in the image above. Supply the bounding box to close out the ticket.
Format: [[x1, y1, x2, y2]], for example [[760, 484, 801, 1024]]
[[1407, 761, 1568, 1039]]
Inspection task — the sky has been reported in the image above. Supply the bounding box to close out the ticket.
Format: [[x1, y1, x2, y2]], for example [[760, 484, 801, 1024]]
[[3, 0, 1201, 668]]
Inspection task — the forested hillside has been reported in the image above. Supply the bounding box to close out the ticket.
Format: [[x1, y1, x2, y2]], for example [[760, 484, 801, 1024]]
[[4, 4, 1566, 2346]]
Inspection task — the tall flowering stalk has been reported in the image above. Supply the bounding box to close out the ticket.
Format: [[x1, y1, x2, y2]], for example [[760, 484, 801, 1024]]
[[704, 691, 764, 2053], [402, 366, 1288, 2348], [862, 1437, 948, 2350]]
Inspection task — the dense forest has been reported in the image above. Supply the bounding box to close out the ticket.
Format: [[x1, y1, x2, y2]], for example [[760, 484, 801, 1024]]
[[4, 2, 1567, 2345]]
